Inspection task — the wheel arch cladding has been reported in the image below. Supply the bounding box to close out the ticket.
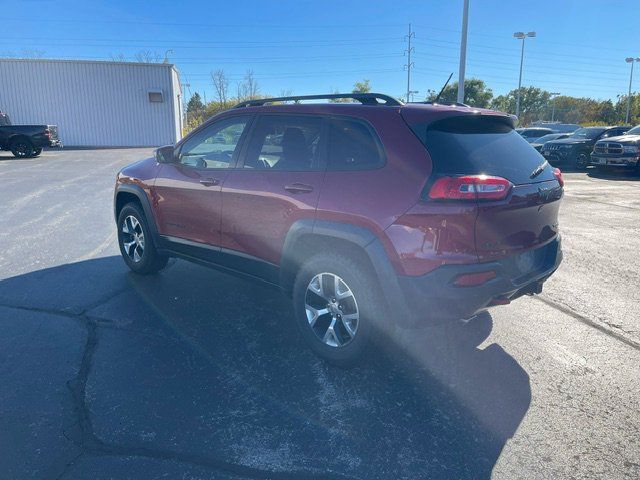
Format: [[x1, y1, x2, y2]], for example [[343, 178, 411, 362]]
[[114, 184, 160, 246], [280, 219, 417, 327]]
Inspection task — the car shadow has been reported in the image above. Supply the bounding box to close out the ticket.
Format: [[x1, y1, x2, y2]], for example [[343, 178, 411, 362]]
[[587, 168, 640, 181], [0, 256, 531, 479]]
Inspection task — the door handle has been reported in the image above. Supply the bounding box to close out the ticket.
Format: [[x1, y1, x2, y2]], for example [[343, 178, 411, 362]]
[[284, 183, 314, 194], [199, 177, 219, 187]]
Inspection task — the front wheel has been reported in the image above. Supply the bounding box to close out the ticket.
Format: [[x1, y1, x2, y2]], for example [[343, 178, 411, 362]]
[[575, 152, 589, 170], [292, 252, 386, 367], [117, 203, 168, 275]]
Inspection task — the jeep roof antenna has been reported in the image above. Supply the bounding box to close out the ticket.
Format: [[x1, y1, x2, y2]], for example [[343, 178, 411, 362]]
[[433, 73, 454, 104]]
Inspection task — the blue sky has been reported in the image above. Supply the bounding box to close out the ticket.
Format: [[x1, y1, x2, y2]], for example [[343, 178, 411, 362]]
[[3, 0, 639, 102]]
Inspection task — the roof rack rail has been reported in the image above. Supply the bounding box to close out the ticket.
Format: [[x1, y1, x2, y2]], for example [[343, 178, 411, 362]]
[[415, 101, 472, 108], [233, 93, 403, 108]]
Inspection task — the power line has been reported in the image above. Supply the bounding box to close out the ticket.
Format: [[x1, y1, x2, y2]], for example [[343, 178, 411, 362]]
[[1, 17, 405, 29]]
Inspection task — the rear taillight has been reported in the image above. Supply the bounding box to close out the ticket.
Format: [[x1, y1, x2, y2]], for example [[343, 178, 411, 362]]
[[553, 167, 564, 187], [428, 175, 512, 201], [44, 129, 51, 138]]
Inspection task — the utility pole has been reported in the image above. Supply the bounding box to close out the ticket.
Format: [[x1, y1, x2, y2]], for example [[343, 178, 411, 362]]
[[550, 92, 560, 122], [625, 57, 639, 124], [181, 82, 191, 128], [404, 23, 415, 102], [457, 0, 469, 104], [513, 31, 536, 119]]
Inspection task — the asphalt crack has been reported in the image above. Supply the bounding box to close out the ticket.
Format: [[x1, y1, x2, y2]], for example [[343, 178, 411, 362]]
[[0, 300, 359, 480], [534, 295, 640, 351]]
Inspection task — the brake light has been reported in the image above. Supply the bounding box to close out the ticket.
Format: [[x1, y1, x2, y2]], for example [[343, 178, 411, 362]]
[[44, 129, 51, 138], [428, 175, 512, 201], [553, 167, 564, 187]]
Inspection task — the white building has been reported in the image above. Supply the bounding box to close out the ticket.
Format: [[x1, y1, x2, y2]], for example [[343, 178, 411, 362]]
[[0, 58, 183, 147]]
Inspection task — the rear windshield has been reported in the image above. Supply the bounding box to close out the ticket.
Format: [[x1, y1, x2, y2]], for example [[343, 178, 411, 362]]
[[411, 115, 556, 185]]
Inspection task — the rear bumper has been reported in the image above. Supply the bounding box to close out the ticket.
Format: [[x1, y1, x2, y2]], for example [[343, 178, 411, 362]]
[[395, 237, 563, 324], [48, 139, 63, 148]]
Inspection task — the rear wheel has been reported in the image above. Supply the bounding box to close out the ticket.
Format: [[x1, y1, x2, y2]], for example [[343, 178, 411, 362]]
[[292, 252, 385, 367], [10, 138, 34, 158], [117, 203, 168, 274]]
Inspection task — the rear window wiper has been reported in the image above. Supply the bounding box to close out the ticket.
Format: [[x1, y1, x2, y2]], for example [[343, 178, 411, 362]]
[[530, 160, 548, 179]]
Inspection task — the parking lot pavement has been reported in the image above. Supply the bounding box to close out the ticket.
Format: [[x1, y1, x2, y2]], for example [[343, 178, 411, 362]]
[[0, 149, 638, 479]]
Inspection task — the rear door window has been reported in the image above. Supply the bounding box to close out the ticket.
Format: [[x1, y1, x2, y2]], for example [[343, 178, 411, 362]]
[[242, 114, 323, 171], [411, 115, 556, 185]]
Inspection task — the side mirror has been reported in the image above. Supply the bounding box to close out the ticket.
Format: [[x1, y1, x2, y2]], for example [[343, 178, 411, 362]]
[[155, 145, 177, 163]]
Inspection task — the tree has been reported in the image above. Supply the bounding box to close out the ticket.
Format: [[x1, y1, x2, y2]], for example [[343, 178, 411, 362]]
[[352, 79, 371, 93], [491, 86, 551, 125], [134, 50, 162, 63], [425, 78, 493, 108], [614, 93, 640, 125], [211, 69, 229, 106], [186, 92, 204, 114], [237, 70, 259, 101]]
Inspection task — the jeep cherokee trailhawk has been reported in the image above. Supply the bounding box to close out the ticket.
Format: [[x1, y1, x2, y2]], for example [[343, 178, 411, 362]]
[[114, 93, 563, 365]]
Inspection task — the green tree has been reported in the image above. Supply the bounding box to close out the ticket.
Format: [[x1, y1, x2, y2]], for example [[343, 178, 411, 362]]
[[352, 79, 371, 93], [328, 80, 371, 102], [491, 86, 551, 125], [186, 92, 204, 114], [425, 78, 493, 108], [614, 93, 640, 125]]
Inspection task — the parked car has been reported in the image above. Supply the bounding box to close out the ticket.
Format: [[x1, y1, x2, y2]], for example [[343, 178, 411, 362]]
[[590, 124, 640, 172], [0, 110, 62, 158], [530, 122, 581, 133], [113, 93, 564, 365], [530, 133, 570, 152], [540, 126, 631, 169], [517, 127, 555, 143]]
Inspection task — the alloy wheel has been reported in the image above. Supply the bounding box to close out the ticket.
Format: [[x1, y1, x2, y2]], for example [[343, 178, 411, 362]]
[[576, 153, 588, 169], [121, 215, 145, 263], [14, 142, 31, 157], [305, 272, 359, 347]]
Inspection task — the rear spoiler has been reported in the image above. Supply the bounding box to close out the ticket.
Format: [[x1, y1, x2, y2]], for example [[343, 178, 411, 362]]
[[401, 107, 516, 132], [427, 114, 516, 133]]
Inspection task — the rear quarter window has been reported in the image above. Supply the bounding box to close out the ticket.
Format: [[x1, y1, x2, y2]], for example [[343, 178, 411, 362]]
[[327, 117, 385, 170], [411, 115, 556, 185]]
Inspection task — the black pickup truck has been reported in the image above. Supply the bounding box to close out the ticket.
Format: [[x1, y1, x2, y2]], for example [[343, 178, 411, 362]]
[[0, 111, 62, 158], [590, 124, 640, 172]]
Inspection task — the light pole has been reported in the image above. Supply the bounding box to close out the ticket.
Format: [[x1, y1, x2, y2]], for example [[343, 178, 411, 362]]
[[514, 31, 536, 119], [625, 57, 640, 124], [550, 92, 560, 122], [457, 0, 470, 104]]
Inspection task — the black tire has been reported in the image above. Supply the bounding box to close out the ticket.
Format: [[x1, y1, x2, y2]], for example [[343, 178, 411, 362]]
[[575, 152, 589, 170], [10, 138, 34, 158], [292, 252, 386, 367], [32, 147, 43, 157], [117, 202, 168, 275]]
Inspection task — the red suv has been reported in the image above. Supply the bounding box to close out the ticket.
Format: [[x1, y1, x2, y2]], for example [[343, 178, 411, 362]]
[[114, 93, 563, 365]]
